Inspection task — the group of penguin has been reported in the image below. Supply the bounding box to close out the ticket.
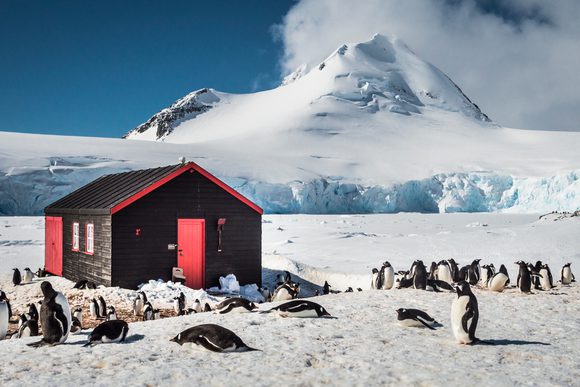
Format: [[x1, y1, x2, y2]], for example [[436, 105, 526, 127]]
[[371, 259, 575, 294], [11, 267, 45, 286]]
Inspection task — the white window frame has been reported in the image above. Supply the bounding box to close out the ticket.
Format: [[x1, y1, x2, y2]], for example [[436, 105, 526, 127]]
[[72, 222, 80, 251], [86, 223, 94, 254]]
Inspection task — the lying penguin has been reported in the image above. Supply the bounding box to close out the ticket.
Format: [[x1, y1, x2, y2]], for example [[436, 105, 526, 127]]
[[266, 300, 334, 318], [396, 308, 441, 330], [170, 324, 258, 352], [214, 298, 258, 314], [84, 320, 129, 347]]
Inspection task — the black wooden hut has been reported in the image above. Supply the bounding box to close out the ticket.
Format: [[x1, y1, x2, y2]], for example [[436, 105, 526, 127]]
[[44, 162, 263, 289]]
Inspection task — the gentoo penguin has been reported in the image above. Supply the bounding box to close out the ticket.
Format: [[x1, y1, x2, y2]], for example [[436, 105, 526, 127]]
[[428, 261, 438, 280], [436, 260, 453, 285], [84, 320, 129, 347], [12, 268, 22, 286], [272, 282, 299, 301], [97, 296, 107, 318], [185, 308, 197, 315], [267, 300, 333, 318], [538, 263, 554, 290], [480, 265, 494, 288], [561, 263, 575, 285], [170, 324, 258, 352], [396, 308, 440, 330], [28, 303, 39, 322], [36, 267, 47, 278], [203, 303, 212, 313], [30, 281, 72, 346], [516, 261, 539, 294], [107, 306, 117, 321], [448, 259, 460, 282], [18, 313, 29, 329], [345, 287, 354, 292], [73, 279, 92, 289], [487, 272, 509, 292], [499, 264, 510, 285], [467, 259, 481, 285], [142, 302, 154, 321], [395, 276, 414, 289], [412, 260, 427, 290], [458, 265, 469, 282], [18, 319, 39, 338], [0, 299, 8, 340], [173, 292, 185, 315], [371, 268, 380, 289], [23, 268, 35, 283], [426, 279, 454, 292], [192, 299, 202, 313], [90, 298, 101, 319], [0, 291, 11, 318], [71, 306, 83, 334], [381, 261, 395, 290], [153, 309, 161, 320], [214, 298, 258, 314], [450, 281, 479, 344], [276, 271, 292, 287], [132, 293, 144, 316], [258, 286, 271, 302], [323, 281, 331, 295]]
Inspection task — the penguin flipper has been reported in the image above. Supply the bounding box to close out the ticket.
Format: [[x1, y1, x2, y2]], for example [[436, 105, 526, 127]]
[[218, 304, 235, 314], [415, 318, 436, 330], [195, 336, 225, 352]]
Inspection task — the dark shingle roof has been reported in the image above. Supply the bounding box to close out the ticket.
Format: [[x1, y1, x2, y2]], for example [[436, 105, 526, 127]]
[[45, 164, 183, 214]]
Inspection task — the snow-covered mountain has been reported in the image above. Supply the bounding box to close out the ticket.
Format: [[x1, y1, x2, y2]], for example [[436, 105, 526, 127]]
[[1, 34, 580, 215]]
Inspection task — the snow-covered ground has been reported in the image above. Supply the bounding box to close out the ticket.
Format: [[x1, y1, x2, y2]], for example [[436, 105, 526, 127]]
[[0, 214, 579, 386]]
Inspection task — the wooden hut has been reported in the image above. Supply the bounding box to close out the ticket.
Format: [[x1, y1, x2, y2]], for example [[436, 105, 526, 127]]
[[44, 162, 263, 289]]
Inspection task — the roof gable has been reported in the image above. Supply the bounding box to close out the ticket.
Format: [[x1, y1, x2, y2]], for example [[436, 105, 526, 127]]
[[45, 162, 263, 215]]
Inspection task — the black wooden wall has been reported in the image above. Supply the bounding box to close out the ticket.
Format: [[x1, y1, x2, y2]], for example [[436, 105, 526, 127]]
[[61, 214, 112, 286], [111, 170, 262, 289]]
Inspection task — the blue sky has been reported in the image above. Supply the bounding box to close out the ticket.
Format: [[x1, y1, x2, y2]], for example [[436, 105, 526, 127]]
[[0, 0, 293, 137]]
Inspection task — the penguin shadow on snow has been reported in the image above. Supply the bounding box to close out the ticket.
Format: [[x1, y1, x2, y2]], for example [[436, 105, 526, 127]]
[[262, 268, 322, 297], [474, 338, 550, 346]]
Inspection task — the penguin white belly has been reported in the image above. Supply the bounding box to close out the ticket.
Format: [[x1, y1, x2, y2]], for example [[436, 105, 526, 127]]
[[371, 273, 379, 289], [0, 301, 8, 340], [23, 272, 33, 283], [173, 299, 180, 314], [279, 309, 318, 318], [272, 289, 292, 302], [488, 273, 508, 292], [562, 267, 572, 284], [90, 303, 98, 319], [398, 319, 425, 328], [451, 295, 472, 344], [539, 269, 551, 290], [133, 298, 143, 316], [55, 292, 71, 343], [437, 266, 453, 284], [382, 268, 394, 290]]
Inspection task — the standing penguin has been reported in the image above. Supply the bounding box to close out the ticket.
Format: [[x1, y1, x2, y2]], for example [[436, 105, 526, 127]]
[[436, 260, 453, 285], [133, 291, 147, 316], [90, 298, 102, 319], [192, 299, 202, 314], [0, 291, 12, 319], [106, 306, 117, 321], [561, 263, 575, 285], [30, 281, 72, 346], [71, 306, 83, 334], [480, 265, 494, 288], [97, 296, 107, 318], [448, 259, 460, 282], [428, 261, 438, 280], [371, 268, 380, 289], [450, 281, 479, 345], [12, 268, 22, 286], [539, 264, 554, 290], [516, 261, 539, 294], [323, 281, 331, 295], [23, 268, 35, 284], [28, 303, 39, 322], [412, 260, 427, 290], [458, 265, 469, 282], [173, 292, 186, 315], [18, 319, 39, 338], [381, 261, 395, 290], [467, 259, 481, 286], [499, 264, 510, 285], [84, 320, 129, 347], [143, 302, 154, 321], [0, 299, 8, 340]]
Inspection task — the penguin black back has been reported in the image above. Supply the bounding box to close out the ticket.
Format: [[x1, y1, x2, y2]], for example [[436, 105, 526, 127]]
[[13, 268, 22, 286]]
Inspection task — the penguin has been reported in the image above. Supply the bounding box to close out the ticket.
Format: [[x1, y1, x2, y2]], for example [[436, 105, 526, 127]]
[[531, 261, 543, 290], [561, 263, 575, 285], [0, 291, 11, 319], [267, 300, 333, 318], [396, 308, 440, 330], [173, 292, 186, 315], [458, 265, 469, 282], [23, 268, 35, 283], [214, 298, 258, 314], [0, 299, 8, 340], [371, 268, 380, 289], [18, 319, 39, 338], [450, 281, 479, 345], [203, 303, 212, 313], [107, 306, 117, 321], [275, 271, 292, 287], [272, 283, 299, 301], [18, 313, 31, 329], [412, 260, 427, 290], [539, 263, 554, 290], [499, 264, 510, 285], [142, 302, 154, 321], [192, 299, 202, 313], [426, 279, 454, 292], [97, 296, 107, 318], [395, 276, 414, 289], [29, 281, 71, 346], [90, 298, 101, 319], [12, 268, 22, 286], [448, 259, 460, 282], [323, 281, 331, 295], [516, 261, 540, 294], [258, 286, 271, 302], [428, 261, 438, 280], [381, 261, 395, 290], [345, 287, 354, 292], [436, 260, 453, 284], [185, 308, 197, 315], [487, 272, 509, 292], [170, 324, 259, 352], [36, 268, 47, 278], [71, 306, 83, 334], [28, 303, 39, 322], [397, 270, 411, 280], [357, 288, 363, 292], [153, 309, 161, 320], [73, 279, 96, 289], [133, 292, 145, 316], [84, 320, 129, 347], [467, 259, 481, 285], [480, 265, 494, 288]]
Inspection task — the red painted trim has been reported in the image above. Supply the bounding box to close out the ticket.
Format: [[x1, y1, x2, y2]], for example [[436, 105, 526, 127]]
[[85, 223, 94, 255], [72, 222, 79, 252], [110, 162, 263, 215]]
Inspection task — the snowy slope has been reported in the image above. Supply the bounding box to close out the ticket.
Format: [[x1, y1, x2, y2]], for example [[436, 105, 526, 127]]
[[1, 35, 580, 215], [0, 215, 579, 386]]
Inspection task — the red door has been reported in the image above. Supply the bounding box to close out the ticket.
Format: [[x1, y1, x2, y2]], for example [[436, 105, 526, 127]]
[[177, 219, 205, 289], [45, 216, 63, 276]]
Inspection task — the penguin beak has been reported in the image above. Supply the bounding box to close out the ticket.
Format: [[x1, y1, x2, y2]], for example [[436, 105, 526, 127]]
[[169, 336, 177, 342]]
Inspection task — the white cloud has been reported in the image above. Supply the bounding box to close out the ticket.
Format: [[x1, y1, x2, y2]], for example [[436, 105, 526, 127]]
[[274, 0, 580, 131]]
